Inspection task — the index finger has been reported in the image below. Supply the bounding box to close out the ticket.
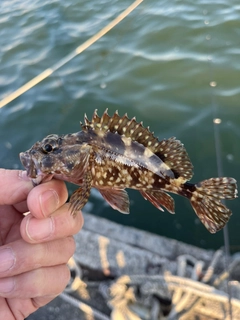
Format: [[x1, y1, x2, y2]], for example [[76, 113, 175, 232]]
[[0, 169, 33, 205]]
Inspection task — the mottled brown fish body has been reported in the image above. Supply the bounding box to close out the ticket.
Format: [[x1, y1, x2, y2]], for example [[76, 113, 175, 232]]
[[20, 109, 238, 233]]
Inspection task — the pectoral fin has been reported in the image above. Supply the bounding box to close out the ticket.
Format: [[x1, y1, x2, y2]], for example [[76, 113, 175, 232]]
[[98, 188, 130, 214], [70, 171, 92, 216], [140, 190, 175, 214]]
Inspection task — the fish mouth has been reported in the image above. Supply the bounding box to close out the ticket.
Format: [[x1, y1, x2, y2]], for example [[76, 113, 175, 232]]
[[20, 152, 39, 178], [20, 151, 46, 185], [20, 151, 53, 185]]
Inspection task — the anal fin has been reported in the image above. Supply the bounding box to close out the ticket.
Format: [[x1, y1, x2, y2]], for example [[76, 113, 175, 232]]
[[140, 190, 175, 214], [98, 188, 130, 214]]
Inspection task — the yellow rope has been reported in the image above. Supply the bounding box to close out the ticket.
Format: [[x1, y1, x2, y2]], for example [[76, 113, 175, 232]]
[[0, 0, 143, 109]]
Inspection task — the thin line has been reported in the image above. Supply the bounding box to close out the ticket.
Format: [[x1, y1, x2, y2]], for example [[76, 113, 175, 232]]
[[210, 60, 233, 320], [0, 0, 143, 109]]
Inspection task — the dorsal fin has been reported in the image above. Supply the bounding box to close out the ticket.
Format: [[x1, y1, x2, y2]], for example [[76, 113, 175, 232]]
[[155, 137, 193, 181], [81, 109, 158, 144], [81, 109, 193, 181]]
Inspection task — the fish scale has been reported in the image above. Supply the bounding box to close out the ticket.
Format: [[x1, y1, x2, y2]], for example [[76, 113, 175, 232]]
[[20, 109, 238, 233]]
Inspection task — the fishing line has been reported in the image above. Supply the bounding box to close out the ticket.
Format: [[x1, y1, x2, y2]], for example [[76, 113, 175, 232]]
[[209, 59, 233, 319], [0, 0, 143, 109]]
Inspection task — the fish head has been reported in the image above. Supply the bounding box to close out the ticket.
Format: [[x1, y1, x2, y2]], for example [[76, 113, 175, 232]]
[[20, 133, 91, 185]]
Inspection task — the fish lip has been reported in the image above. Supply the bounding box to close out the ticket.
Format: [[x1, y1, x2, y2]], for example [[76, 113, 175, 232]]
[[20, 151, 44, 179], [33, 173, 55, 186], [20, 151, 53, 185], [20, 152, 38, 178], [32, 175, 44, 186]]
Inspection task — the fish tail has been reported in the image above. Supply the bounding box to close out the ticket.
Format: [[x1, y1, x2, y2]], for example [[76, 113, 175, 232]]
[[189, 177, 238, 233]]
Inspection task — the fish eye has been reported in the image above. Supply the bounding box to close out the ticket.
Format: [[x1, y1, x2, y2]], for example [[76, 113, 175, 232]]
[[41, 135, 59, 153], [43, 144, 53, 153]]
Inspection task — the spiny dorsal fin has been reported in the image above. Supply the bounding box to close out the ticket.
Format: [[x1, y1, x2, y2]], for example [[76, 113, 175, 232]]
[[81, 109, 193, 181], [82, 109, 158, 143]]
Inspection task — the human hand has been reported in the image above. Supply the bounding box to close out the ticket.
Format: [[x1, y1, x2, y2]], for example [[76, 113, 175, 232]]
[[0, 169, 83, 319]]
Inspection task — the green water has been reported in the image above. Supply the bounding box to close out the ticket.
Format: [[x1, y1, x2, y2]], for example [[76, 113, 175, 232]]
[[0, 0, 239, 250]]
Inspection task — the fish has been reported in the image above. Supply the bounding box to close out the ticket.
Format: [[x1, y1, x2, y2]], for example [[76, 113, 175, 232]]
[[20, 109, 238, 233]]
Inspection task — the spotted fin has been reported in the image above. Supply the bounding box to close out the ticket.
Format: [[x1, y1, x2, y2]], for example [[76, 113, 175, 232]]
[[82, 109, 156, 146], [98, 188, 130, 214], [190, 177, 237, 233], [69, 171, 92, 216], [82, 110, 193, 181], [140, 190, 175, 214], [155, 137, 194, 181]]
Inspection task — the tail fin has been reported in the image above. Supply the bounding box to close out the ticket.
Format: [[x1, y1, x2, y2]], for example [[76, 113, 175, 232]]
[[190, 177, 237, 233]]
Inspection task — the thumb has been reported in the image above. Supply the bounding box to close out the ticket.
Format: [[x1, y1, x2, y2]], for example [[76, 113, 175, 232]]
[[0, 169, 33, 205]]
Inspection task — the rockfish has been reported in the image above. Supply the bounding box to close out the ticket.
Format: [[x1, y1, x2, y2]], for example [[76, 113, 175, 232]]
[[20, 109, 238, 233]]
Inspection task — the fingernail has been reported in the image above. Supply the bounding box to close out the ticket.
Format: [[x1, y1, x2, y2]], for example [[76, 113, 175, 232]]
[[40, 190, 59, 216], [26, 216, 54, 241], [0, 278, 15, 293], [0, 248, 15, 273]]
